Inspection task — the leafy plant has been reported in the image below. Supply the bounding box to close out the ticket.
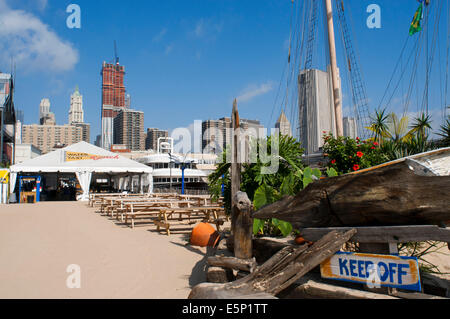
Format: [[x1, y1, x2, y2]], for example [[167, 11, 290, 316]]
[[437, 118, 450, 147], [322, 133, 389, 174]]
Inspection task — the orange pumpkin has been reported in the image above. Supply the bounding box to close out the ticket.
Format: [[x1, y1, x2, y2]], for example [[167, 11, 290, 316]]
[[190, 223, 220, 247]]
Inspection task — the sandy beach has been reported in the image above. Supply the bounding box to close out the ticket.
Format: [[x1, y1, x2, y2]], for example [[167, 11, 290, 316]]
[[0, 202, 208, 299], [1, 201, 449, 299]]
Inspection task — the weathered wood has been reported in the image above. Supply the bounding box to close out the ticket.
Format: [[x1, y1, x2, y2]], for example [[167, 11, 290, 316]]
[[207, 267, 234, 283], [254, 161, 450, 228], [285, 278, 398, 299], [391, 291, 448, 300], [231, 99, 241, 233], [226, 236, 291, 263], [233, 192, 253, 259], [300, 225, 450, 243], [207, 256, 257, 273], [189, 229, 356, 299]]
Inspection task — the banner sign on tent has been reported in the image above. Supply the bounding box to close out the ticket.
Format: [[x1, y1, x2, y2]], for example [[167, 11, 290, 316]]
[[320, 252, 421, 292], [65, 152, 119, 162], [0, 170, 9, 184]]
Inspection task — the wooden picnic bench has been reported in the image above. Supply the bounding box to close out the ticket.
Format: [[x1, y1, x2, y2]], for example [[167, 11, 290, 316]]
[[155, 206, 226, 236], [121, 200, 197, 228]]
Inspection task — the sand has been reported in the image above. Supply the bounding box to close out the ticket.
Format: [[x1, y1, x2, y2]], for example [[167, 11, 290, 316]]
[[0, 202, 208, 299], [1, 202, 449, 299]]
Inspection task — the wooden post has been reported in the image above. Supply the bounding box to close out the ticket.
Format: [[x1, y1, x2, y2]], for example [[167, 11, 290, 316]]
[[325, 0, 343, 137], [231, 99, 241, 233], [233, 191, 253, 259], [230, 99, 252, 259]]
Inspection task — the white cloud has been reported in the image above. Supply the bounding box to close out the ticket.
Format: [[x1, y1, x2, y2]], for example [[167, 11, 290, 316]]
[[237, 82, 274, 103], [191, 18, 223, 39], [0, 0, 79, 72], [165, 44, 174, 55], [36, 0, 48, 11], [153, 27, 167, 42]]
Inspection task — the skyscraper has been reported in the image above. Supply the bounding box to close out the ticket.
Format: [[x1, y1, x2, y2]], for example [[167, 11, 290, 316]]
[[101, 61, 126, 150], [39, 99, 56, 125], [113, 109, 145, 151], [298, 67, 341, 155], [343, 117, 358, 140], [69, 85, 84, 124], [68, 86, 90, 143], [202, 117, 264, 155], [275, 111, 292, 137], [145, 128, 169, 151]]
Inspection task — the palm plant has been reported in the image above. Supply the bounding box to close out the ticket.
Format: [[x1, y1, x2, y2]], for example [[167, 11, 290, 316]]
[[385, 113, 416, 143], [411, 113, 432, 141], [437, 118, 450, 147], [367, 108, 389, 144]]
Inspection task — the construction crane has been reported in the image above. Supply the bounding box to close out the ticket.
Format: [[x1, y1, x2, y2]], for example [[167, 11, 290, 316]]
[[335, 0, 371, 139], [114, 40, 119, 65]]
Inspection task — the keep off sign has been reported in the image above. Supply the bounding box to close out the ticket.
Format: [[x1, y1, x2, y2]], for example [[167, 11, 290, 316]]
[[321, 252, 421, 292]]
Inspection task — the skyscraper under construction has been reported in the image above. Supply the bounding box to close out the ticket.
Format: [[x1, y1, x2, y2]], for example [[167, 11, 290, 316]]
[[101, 61, 126, 150]]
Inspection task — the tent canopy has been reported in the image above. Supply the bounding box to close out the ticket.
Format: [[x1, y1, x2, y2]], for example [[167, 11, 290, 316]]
[[10, 141, 153, 174], [9, 142, 153, 200]]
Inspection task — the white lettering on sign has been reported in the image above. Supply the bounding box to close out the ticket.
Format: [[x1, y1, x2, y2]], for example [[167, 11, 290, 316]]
[[321, 252, 421, 292]]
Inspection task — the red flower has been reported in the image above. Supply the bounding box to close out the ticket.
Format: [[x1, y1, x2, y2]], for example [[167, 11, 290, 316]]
[[331, 159, 336, 164], [373, 142, 379, 146], [357, 151, 364, 158], [353, 164, 360, 171], [371, 146, 376, 150]]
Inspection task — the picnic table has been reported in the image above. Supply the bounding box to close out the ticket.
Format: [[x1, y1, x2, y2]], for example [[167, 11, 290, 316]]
[[154, 205, 226, 236], [121, 200, 197, 228]]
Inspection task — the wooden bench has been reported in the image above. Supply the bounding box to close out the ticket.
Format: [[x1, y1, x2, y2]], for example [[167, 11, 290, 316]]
[[155, 206, 225, 236], [121, 200, 196, 228]]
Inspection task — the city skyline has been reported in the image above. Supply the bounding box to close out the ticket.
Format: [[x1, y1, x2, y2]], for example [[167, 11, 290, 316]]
[[1, 0, 449, 143]]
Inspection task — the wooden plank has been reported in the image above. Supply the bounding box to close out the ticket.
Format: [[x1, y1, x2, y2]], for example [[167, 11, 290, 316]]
[[300, 225, 450, 243], [320, 252, 421, 292], [285, 278, 398, 299]]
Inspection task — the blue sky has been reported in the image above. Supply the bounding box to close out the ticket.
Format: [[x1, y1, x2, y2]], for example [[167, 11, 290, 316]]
[[0, 0, 448, 142]]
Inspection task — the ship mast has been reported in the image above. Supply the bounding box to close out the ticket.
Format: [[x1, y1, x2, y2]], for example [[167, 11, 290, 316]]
[[324, 0, 343, 137]]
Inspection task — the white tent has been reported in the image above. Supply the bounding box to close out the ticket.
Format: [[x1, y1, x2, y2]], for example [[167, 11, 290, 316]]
[[9, 141, 153, 201]]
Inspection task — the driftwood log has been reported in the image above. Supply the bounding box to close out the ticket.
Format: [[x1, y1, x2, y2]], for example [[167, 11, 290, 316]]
[[207, 256, 257, 273], [254, 161, 450, 228], [189, 229, 356, 299]]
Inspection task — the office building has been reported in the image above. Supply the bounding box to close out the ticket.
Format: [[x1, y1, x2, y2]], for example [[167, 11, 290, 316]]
[[39, 98, 56, 125], [145, 128, 169, 151], [101, 61, 126, 150], [22, 124, 83, 155], [113, 109, 145, 151], [68, 86, 84, 124], [202, 117, 264, 155], [343, 117, 358, 140], [298, 67, 341, 155], [0, 72, 16, 165], [275, 111, 292, 137]]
